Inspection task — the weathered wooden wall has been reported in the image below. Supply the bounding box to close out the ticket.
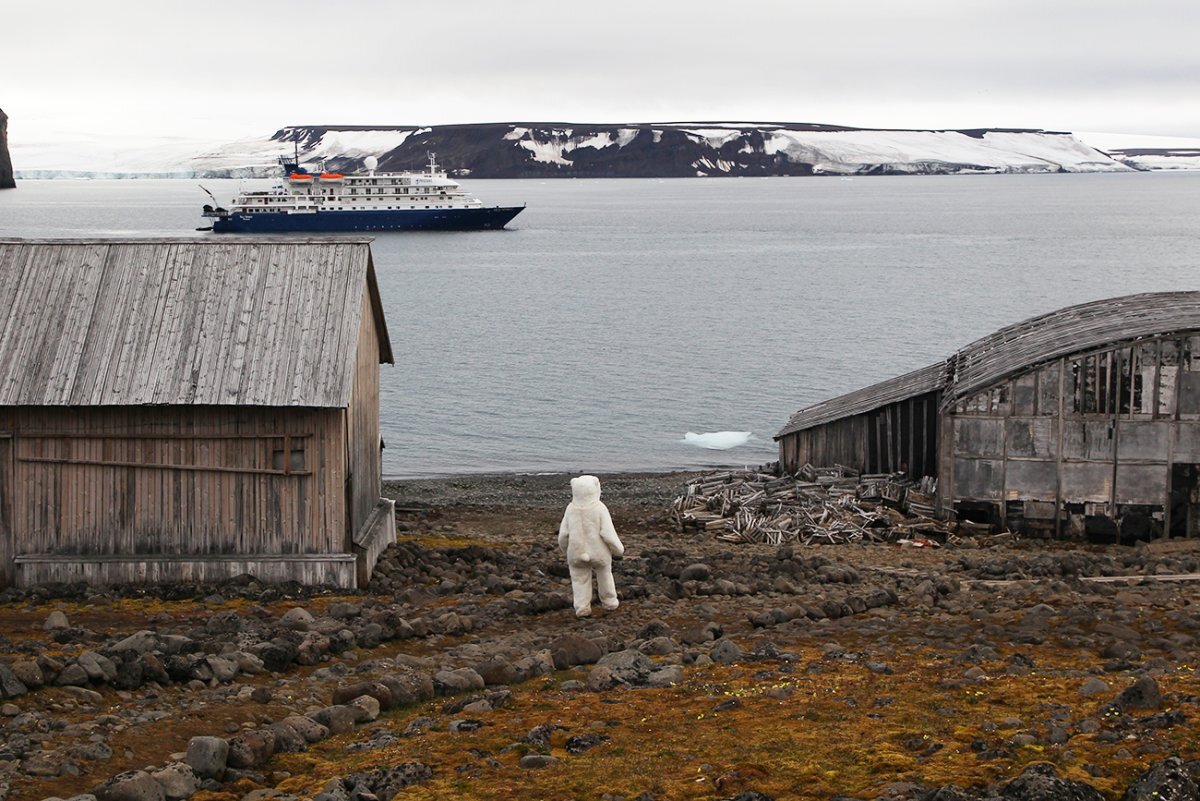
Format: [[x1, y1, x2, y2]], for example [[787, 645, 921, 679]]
[[941, 333, 1200, 533], [347, 286, 383, 543], [0, 406, 348, 587], [778, 391, 940, 478]]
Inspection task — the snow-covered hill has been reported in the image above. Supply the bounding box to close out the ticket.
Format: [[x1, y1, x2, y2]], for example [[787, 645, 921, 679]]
[[17, 122, 1200, 179], [167, 122, 1132, 179]]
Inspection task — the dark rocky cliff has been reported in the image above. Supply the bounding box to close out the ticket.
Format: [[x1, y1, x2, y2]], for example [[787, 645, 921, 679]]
[[0, 108, 14, 189]]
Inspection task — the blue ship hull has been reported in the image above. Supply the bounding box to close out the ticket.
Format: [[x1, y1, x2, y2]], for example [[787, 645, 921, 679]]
[[210, 205, 523, 233]]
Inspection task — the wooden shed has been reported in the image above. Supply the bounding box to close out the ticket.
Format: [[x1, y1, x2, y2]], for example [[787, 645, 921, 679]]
[[777, 292, 1200, 540], [0, 237, 395, 588]]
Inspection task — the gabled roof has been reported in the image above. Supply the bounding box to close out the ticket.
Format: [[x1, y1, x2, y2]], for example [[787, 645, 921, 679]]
[[0, 237, 393, 408], [777, 291, 1200, 438], [944, 291, 1200, 405], [776, 361, 947, 438]]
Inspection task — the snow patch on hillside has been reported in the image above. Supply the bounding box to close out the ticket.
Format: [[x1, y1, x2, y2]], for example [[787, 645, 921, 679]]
[[761, 129, 1126, 174]]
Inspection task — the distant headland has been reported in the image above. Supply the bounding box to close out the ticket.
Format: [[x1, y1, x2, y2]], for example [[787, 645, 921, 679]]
[[10, 120, 1200, 180]]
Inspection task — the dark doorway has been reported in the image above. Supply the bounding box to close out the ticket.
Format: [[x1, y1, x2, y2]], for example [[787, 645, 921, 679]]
[[1169, 463, 1200, 538]]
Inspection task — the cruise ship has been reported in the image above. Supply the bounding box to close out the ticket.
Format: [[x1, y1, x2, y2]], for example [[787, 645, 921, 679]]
[[200, 153, 524, 233]]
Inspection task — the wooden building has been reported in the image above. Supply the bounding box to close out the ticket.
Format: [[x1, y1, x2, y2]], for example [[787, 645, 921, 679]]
[[0, 238, 396, 588], [776, 293, 1200, 539]]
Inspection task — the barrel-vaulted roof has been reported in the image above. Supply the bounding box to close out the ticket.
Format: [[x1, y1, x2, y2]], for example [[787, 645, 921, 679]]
[[777, 291, 1200, 438], [944, 290, 1200, 405], [0, 237, 393, 408]]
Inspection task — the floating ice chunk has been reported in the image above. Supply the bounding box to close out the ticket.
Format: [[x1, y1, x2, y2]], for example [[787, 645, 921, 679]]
[[681, 431, 754, 450]]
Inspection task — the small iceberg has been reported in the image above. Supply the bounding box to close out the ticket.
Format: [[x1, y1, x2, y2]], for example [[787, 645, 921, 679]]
[[681, 431, 754, 450]]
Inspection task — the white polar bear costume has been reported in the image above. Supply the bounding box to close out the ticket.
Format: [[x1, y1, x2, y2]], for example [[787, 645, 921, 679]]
[[558, 475, 624, 617]]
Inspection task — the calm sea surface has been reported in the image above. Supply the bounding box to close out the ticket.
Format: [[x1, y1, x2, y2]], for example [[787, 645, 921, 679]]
[[2, 174, 1199, 477]]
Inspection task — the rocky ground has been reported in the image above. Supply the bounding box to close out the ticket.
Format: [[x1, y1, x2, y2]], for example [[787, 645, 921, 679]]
[[0, 471, 1198, 801]]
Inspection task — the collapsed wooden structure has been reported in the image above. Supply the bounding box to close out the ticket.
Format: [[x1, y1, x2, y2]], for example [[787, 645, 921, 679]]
[[672, 466, 952, 545], [776, 293, 1200, 540], [0, 238, 395, 588]]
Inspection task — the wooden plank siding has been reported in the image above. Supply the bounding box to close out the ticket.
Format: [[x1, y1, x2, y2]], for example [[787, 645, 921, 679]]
[[941, 332, 1200, 535], [0, 406, 346, 586], [777, 391, 940, 477], [347, 285, 384, 543]]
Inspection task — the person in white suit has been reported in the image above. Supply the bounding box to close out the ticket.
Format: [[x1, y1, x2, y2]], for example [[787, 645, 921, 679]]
[[558, 475, 624, 617]]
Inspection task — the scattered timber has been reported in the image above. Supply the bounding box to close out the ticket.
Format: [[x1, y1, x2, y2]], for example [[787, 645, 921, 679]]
[[672, 465, 961, 546]]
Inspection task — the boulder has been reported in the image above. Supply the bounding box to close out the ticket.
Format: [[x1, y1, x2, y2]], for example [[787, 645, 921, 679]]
[[76, 651, 118, 683], [474, 658, 518, 686], [594, 649, 654, 685], [92, 770, 165, 801], [310, 704, 357, 734], [347, 694, 381, 723], [149, 763, 197, 801], [378, 669, 435, 705], [56, 663, 91, 687], [680, 563, 712, 582], [184, 735, 228, 780], [205, 655, 239, 683], [549, 634, 603, 669], [1120, 756, 1199, 801], [710, 638, 745, 664], [646, 665, 685, 687], [9, 659, 43, 689], [1115, 677, 1163, 711], [266, 721, 308, 753], [433, 667, 484, 695], [332, 681, 394, 709], [226, 728, 277, 769], [279, 607, 316, 631], [44, 610, 70, 631], [282, 714, 329, 743], [0, 664, 28, 698], [110, 630, 159, 655], [1000, 762, 1104, 801]]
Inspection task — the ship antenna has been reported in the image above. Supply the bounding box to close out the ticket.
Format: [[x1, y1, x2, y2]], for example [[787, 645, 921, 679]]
[[428, 151, 437, 174]]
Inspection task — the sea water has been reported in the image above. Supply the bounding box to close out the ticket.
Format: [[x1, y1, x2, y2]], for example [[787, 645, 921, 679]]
[[2, 173, 1199, 476]]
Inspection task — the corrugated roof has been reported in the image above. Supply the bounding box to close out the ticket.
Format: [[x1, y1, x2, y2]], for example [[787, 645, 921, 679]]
[[775, 361, 948, 438], [777, 292, 1200, 437], [944, 291, 1200, 405], [0, 238, 393, 408]]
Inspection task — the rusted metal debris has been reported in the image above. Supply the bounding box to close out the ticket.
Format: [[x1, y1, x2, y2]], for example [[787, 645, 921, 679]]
[[672, 465, 958, 546]]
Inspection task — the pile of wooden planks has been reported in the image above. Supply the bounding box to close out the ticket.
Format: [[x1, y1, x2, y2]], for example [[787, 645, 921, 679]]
[[672, 465, 955, 546]]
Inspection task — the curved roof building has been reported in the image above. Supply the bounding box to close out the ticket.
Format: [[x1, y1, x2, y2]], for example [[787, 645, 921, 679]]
[[776, 292, 1200, 539]]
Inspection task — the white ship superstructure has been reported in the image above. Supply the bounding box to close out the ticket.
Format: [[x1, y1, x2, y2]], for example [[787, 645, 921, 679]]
[[201, 153, 523, 232]]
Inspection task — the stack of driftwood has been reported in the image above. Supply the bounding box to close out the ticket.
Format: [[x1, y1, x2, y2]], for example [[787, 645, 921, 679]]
[[672, 465, 953, 546]]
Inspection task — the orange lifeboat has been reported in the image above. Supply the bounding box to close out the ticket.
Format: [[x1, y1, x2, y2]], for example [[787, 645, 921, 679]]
[[319, 173, 344, 179], [289, 172, 314, 181]]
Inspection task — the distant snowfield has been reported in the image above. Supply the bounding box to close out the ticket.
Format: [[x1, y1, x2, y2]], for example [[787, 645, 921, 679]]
[[12, 124, 1200, 178]]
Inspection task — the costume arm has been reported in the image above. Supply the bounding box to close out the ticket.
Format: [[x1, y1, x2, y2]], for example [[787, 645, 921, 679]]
[[598, 505, 624, 556], [558, 511, 570, 553]]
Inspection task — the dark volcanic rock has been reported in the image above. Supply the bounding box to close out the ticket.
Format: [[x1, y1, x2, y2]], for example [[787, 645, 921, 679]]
[[1000, 762, 1104, 801], [0, 108, 13, 189], [1115, 677, 1164, 711], [1121, 757, 1200, 801]]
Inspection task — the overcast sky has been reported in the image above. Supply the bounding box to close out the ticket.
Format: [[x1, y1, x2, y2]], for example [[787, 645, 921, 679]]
[[3, 0, 1198, 146]]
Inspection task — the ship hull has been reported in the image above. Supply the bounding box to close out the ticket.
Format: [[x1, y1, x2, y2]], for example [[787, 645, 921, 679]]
[[210, 205, 524, 233]]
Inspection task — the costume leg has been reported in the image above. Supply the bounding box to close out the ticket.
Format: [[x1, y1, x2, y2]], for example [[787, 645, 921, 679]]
[[568, 563, 594, 616], [596, 563, 619, 610]]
